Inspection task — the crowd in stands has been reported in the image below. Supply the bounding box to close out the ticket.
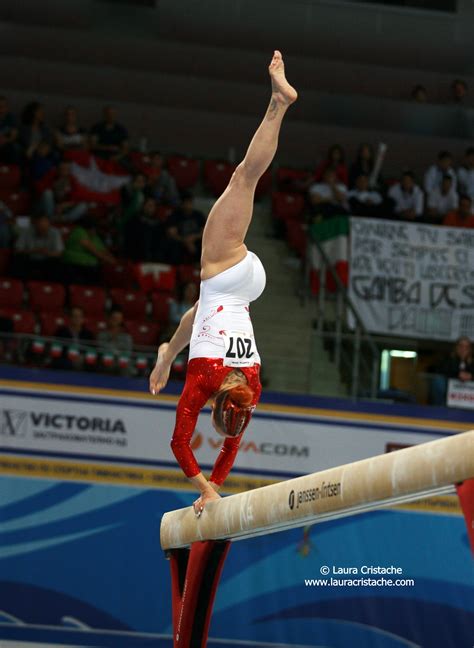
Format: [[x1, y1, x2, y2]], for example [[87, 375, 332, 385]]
[[0, 92, 474, 386]]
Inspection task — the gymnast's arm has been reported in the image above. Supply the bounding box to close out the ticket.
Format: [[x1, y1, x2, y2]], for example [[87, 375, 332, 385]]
[[149, 301, 198, 394]]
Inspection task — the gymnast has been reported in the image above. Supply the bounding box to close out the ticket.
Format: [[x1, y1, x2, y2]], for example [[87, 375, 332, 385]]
[[149, 50, 297, 516]]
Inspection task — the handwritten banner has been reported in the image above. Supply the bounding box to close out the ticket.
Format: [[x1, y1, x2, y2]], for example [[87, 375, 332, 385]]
[[349, 217, 474, 340]]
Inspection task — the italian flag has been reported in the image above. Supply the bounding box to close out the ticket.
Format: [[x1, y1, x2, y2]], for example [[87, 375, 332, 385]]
[[64, 150, 130, 205], [309, 216, 349, 294]]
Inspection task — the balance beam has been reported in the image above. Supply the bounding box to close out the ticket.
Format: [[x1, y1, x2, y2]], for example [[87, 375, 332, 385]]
[[160, 429, 474, 550]]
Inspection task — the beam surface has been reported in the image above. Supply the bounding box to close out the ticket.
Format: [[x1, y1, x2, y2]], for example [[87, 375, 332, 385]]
[[160, 429, 474, 550]]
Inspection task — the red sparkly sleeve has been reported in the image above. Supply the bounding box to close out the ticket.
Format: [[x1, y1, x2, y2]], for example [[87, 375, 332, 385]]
[[170, 376, 209, 478], [209, 435, 242, 486]]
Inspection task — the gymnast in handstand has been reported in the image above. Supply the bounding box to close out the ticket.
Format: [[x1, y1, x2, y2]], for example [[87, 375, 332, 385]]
[[149, 51, 297, 516]]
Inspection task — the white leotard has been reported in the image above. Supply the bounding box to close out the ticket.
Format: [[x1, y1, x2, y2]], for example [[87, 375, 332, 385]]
[[189, 251, 266, 365]]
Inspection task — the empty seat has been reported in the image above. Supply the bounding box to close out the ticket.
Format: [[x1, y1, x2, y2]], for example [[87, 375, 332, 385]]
[[0, 165, 21, 192], [39, 312, 70, 337], [27, 281, 66, 313], [0, 190, 32, 216], [102, 260, 135, 289], [126, 320, 160, 347], [167, 155, 200, 190], [109, 288, 148, 320], [276, 167, 311, 190], [151, 294, 173, 324], [0, 249, 11, 276], [272, 191, 305, 221], [0, 278, 23, 309], [84, 317, 107, 337], [286, 221, 307, 258], [69, 285, 106, 316], [177, 264, 200, 285], [204, 160, 236, 197], [6, 309, 36, 334]]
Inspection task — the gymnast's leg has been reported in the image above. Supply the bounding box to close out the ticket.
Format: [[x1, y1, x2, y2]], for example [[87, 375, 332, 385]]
[[201, 50, 297, 280]]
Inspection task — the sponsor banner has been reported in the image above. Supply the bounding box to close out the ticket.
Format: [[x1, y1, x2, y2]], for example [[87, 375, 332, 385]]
[[0, 386, 455, 478], [447, 379, 474, 410], [348, 217, 474, 340]]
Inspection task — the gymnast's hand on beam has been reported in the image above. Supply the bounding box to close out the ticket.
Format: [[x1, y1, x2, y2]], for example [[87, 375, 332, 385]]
[[193, 489, 221, 517]]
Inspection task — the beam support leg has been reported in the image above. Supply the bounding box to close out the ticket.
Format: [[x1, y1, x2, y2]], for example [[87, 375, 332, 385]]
[[168, 540, 231, 648]]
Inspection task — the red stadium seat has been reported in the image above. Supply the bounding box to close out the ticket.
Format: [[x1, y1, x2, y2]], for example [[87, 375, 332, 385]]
[[0, 249, 11, 276], [151, 293, 173, 324], [126, 320, 160, 347], [0, 191, 32, 216], [286, 221, 307, 258], [84, 317, 107, 336], [177, 265, 200, 285], [39, 312, 69, 337], [69, 285, 106, 317], [0, 165, 21, 192], [134, 264, 177, 293], [272, 192, 305, 221], [6, 309, 36, 334], [27, 281, 65, 313], [0, 278, 23, 309], [157, 205, 173, 223], [102, 260, 135, 289], [204, 160, 236, 197], [276, 167, 310, 190], [255, 167, 273, 198], [167, 155, 200, 190], [109, 288, 148, 320]]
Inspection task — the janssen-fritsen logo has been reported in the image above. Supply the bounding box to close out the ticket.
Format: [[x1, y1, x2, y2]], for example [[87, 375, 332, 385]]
[[191, 431, 309, 458], [288, 482, 341, 510]]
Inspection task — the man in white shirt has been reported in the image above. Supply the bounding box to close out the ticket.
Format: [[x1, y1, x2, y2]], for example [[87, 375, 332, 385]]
[[426, 174, 459, 223], [348, 173, 383, 217], [309, 168, 349, 217], [424, 151, 456, 194], [457, 147, 474, 200], [388, 171, 424, 221]]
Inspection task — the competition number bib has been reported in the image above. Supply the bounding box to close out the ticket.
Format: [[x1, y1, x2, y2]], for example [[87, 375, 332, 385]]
[[223, 331, 256, 367]]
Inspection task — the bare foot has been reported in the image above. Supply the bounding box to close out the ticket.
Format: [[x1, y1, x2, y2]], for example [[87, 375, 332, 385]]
[[268, 50, 298, 105], [149, 343, 171, 395]]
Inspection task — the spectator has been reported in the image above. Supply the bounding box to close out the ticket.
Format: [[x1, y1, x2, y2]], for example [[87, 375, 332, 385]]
[[97, 307, 133, 366], [62, 217, 116, 284], [424, 151, 457, 194], [430, 337, 474, 405], [30, 141, 59, 183], [443, 194, 474, 228], [90, 106, 128, 161], [13, 214, 63, 280], [314, 145, 348, 186], [40, 160, 88, 223], [451, 79, 468, 104], [411, 84, 428, 103], [170, 282, 199, 326], [119, 173, 147, 232], [19, 102, 52, 159], [145, 152, 180, 206], [347, 174, 383, 217], [124, 196, 165, 262], [55, 106, 87, 151], [0, 96, 19, 163], [165, 193, 206, 264], [0, 200, 13, 248], [52, 306, 94, 371], [349, 143, 375, 188], [426, 174, 459, 224], [387, 171, 424, 221], [308, 168, 349, 218], [457, 147, 474, 200]]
